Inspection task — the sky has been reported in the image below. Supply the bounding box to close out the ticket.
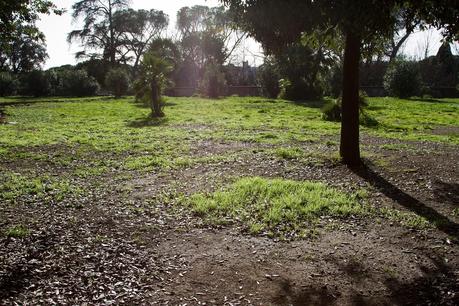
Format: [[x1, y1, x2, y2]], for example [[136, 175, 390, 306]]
[[37, 0, 456, 69]]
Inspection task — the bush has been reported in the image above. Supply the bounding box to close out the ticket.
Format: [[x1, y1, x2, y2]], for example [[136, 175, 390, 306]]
[[199, 63, 227, 98], [322, 90, 373, 125], [326, 65, 342, 98], [60, 70, 100, 97], [279, 78, 324, 101], [0, 72, 18, 96], [275, 42, 326, 101], [105, 68, 130, 97], [20, 70, 52, 97], [257, 58, 280, 98], [383, 60, 421, 98], [321, 99, 342, 121]]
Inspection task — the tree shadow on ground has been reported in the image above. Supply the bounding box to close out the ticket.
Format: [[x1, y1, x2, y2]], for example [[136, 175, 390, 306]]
[[0, 96, 110, 107], [130, 100, 176, 109], [408, 98, 457, 104], [250, 99, 279, 104], [127, 116, 169, 128], [433, 180, 459, 205], [0, 109, 6, 124], [0, 234, 57, 301], [271, 278, 337, 306], [271, 253, 458, 306], [351, 161, 459, 240], [291, 99, 327, 109]]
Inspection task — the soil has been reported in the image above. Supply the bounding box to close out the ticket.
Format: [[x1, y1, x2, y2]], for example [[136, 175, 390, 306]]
[[1, 135, 458, 305]]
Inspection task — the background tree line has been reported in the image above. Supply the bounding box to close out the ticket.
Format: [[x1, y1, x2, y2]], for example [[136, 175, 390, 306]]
[[0, 1, 247, 99]]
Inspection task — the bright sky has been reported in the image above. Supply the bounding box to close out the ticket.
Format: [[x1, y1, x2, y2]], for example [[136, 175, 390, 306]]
[[37, 0, 456, 69]]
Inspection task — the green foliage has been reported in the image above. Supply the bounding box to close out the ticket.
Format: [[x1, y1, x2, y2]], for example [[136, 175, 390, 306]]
[[326, 64, 343, 98], [174, 5, 236, 88], [18, 68, 99, 97], [20, 70, 52, 97], [384, 59, 422, 98], [135, 38, 177, 117], [68, 0, 130, 63], [0, 72, 18, 96], [187, 177, 366, 236], [113, 8, 169, 70], [257, 57, 280, 98], [321, 99, 342, 122], [0, 23, 48, 73], [105, 68, 130, 97], [59, 69, 100, 97], [275, 42, 325, 101], [199, 62, 227, 98], [0, 0, 62, 40], [322, 91, 371, 123]]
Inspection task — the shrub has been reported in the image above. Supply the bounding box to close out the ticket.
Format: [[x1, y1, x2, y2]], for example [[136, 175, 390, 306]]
[[322, 90, 374, 126], [321, 99, 342, 121], [0, 72, 18, 96], [105, 68, 130, 97], [199, 63, 227, 98], [279, 77, 324, 101], [257, 58, 280, 98], [383, 60, 421, 98], [60, 70, 100, 97], [20, 70, 52, 97], [326, 64, 343, 98]]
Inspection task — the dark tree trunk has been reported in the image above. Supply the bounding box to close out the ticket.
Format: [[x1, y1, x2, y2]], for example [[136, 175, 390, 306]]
[[150, 79, 164, 117], [340, 31, 361, 166]]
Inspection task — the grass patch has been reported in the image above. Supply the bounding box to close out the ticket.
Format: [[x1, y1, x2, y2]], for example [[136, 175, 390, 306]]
[[5, 225, 29, 238], [185, 177, 434, 237], [0, 172, 83, 203], [187, 177, 367, 237], [274, 147, 304, 160], [378, 207, 430, 229]]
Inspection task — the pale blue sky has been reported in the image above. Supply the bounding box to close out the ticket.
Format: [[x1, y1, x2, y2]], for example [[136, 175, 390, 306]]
[[37, 0, 456, 69]]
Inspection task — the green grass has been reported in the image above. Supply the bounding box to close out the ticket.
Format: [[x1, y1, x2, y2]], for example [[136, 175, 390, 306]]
[[364, 97, 459, 143], [4, 225, 29, 238], [0, 172, 83, 203], [186, 177, 434, 237], [1, 95, 458, 220], [274, 147, 304, 159], [187, 177, 367, 237], [1, 96, 457, 157]]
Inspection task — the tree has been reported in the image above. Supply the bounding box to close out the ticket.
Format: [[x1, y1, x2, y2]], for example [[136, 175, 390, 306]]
[[0, 23, 48, 73], [0, 0, 62, 40], [257, 57, 280, 99], [105, 68, 130, 97], [222, 0, 458, 166], [68, 0, 130, 65], [135, 39, 178, 117], [274, 41, 328, 101], [384, 59, 421, 98], [114, 9, 169, 72], [0, 1, 62, 74], [175, 5, 246, 87]]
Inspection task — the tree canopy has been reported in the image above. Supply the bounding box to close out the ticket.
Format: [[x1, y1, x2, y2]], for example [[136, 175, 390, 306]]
[[0, 0, 62, 40], [68, 0, 130, 65], [114, 8, 169, 70]]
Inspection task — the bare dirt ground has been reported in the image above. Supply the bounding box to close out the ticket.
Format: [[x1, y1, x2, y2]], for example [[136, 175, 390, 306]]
[[1, 136, 458, 305]]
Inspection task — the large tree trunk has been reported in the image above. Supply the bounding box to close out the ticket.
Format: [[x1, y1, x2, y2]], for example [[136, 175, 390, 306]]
[[340, 32, 361, 166], [150, 79, 164, 117]]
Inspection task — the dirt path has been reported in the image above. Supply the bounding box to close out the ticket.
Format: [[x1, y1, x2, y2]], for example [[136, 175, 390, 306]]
[[1, 136, 458, 305]]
